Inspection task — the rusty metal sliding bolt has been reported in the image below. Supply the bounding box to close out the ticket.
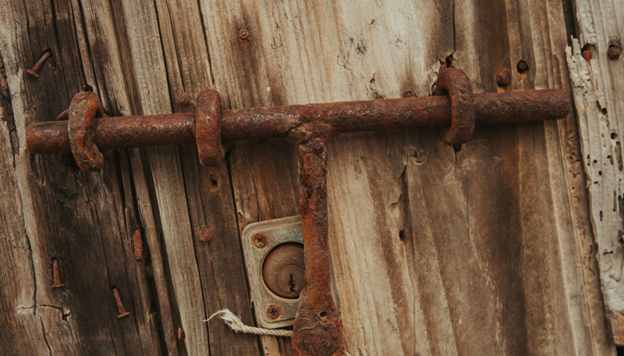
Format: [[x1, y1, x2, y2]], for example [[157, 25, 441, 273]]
[[25, 67, 570, 356]]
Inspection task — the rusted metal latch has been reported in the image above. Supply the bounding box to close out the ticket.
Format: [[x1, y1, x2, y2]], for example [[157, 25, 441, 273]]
[[26, 66, 570, 356]]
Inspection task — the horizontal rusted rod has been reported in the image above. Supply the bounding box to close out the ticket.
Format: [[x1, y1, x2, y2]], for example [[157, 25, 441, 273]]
[[26, 90, 569, 154]]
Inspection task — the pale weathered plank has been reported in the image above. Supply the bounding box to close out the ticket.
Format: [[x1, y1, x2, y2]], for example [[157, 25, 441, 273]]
[[199, 1, 450, 355], [201, 0, 615, 355], [566, 0, 624, 343]]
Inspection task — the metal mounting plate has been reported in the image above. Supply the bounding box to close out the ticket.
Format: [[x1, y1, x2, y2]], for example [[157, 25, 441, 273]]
[[242, 215, 304, 328]]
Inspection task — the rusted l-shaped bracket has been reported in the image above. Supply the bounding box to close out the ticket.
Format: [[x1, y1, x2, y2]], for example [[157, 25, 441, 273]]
[[26, 67, 570, 355]]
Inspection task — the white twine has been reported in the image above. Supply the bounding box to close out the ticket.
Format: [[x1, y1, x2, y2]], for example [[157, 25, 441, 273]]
[[206, 309, 293, 337], [206, 309, 352, 355]]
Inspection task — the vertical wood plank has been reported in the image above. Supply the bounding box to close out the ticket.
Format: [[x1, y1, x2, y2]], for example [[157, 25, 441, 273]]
[[0, 0, 163, 354], [0, 0, 618, 354], [0, 59, 48, 355], [566, 0, 624, 344], [451, 0, 614, 354], [149, 0, 265, 353]]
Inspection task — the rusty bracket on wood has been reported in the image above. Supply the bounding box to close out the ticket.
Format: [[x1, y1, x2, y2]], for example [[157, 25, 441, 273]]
[[26, 67, 570, 356]]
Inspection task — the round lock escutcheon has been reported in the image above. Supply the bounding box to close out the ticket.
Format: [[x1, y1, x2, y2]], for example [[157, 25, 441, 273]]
[[262, 243, 306, 299]]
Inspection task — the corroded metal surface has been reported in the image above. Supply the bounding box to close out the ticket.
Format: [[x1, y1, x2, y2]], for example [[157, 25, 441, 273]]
[[195, 90, 225, 166], [67, 92, 105, 171], [290, 122, 344, 356], [242, 215, 306, 329], [262, 242, 306, 299], [435, 65, 475, 144], [26, 90, 570, 155]]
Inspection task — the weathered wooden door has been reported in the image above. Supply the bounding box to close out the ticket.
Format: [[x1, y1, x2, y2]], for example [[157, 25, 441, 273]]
[[0, 0, 620, 355]]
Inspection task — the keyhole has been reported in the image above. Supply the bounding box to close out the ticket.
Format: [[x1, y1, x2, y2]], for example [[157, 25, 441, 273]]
[[262, 242, 305, 298], [289, 274, 296, 292]]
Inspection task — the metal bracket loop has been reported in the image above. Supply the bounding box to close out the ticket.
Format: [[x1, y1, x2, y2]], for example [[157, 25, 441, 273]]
[[67, 92, 105, 171], [435, 65, 475, 145], [195, 90, 225, 166]]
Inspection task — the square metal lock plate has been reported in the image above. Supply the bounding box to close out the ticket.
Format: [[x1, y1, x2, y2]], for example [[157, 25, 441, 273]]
[[242, 215, 304, 328]]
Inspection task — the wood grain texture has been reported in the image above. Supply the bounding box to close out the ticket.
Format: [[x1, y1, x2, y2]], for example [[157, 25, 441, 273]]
[[0, 0, 163, 354], [200, 0, 614, 355], [0, 0, 618, 355], [453, 0, 611, 354], [149, 0, 264, 353], [0, 57, 49, 356], [566, 0, 624, 343]]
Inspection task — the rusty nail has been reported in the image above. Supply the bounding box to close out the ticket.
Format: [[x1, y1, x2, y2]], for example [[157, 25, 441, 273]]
[[253, 233, 268, 248], [113, 288, 131, 318], [177, 92, 192, 106], [582, 46, 593, 61], [51, 258, 66, 288], [266, 304, 281, 320], [133, 228, 143, 262], [403, 91, 415, 98], [56, 108, 70, 120], [178, 327, 185, 340], [199, 229, 213, 242], [608, 45, 621, 60], [516, 60, 529, 73], [496, 70, 510, 87], [27, 51, 52, 78], [238, 28, 250, 41]]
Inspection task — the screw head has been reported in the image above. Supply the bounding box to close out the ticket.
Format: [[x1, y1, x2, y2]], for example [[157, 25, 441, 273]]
[[238, 28, 250, 41], [26, 69, 40, 78], [496, 71, 510, 87], [253, 233, 268, 248], [177, 92, 191, 106], [199, 229, 213, 242], [403, 91, 414, 98], [608, 45, 621, 60], [266, 305, 281, 320], [581, 47, 593, 61]]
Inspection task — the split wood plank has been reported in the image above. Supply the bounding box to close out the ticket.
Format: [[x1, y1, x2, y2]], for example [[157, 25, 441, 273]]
[[65, 0, 265, 354], [0, 0, 163, 354], [148, 0, 265, 353], [566, 0, 624, 345], [0, 58, 49, 355]]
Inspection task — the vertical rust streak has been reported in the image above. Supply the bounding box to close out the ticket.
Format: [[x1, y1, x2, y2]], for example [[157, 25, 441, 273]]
[[133, 228, 143, 262], [291, 122, 344, 356]]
